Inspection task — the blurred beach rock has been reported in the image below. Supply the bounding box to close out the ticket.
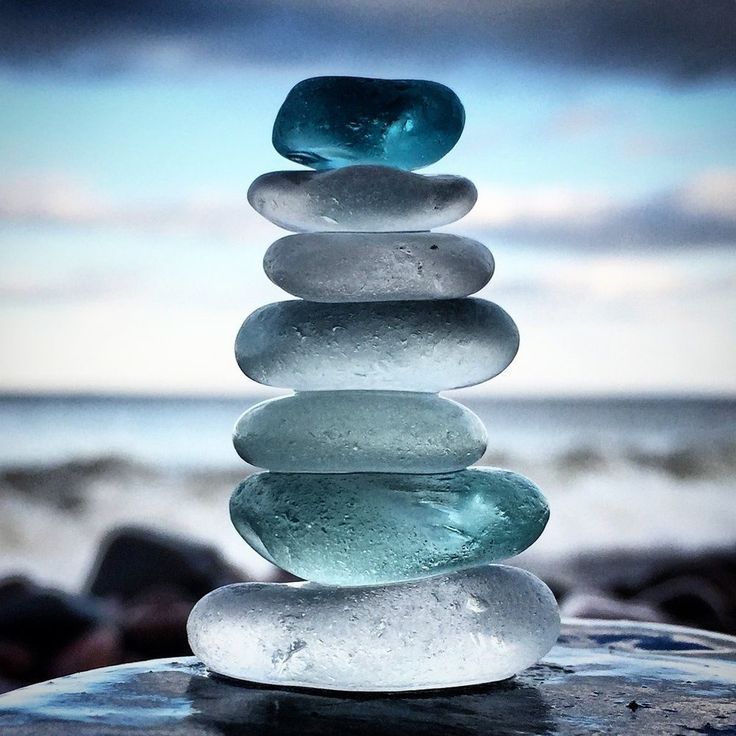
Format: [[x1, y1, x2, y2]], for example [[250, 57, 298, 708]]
[[536, 546, 736, 633], [0, 576, 106, 688], [49, 624, 123, 678], [121, 586, 195, 660], [85, 526, 243, 601], [0, 527, 252, 693]]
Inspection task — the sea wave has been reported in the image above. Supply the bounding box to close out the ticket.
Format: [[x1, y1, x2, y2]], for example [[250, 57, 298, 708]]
[[1, 447, 734, 591], [482, 441, 736, 481], [2, 434, 735, 497]]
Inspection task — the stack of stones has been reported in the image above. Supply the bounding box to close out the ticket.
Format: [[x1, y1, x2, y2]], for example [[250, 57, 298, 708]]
[[187, 77, 560, 692]]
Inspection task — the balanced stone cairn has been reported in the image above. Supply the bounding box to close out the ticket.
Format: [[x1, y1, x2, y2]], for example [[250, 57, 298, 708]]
[[187, 77, 560, 691]]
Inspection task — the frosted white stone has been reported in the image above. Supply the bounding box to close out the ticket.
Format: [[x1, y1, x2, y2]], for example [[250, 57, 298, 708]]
[[233, 391, 487, 472], [247, 165, 477, 232], [235, 298, 519, 391], [187, 565, 560, 691], [264, 232, 494, 302]]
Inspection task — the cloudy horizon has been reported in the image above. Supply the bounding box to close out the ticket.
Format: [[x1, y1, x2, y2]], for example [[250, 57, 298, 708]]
[[1, 1, 735, 397]]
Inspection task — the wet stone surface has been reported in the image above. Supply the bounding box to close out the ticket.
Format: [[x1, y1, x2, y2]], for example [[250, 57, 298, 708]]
[[1, 621, 735, 735]]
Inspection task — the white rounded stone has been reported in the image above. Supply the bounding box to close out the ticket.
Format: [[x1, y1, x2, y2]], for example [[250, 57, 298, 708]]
[[234, 298, 519, 392], [263, 232, 494, 302], [187, 565, 560, 691], [247, 165, 477, 232]]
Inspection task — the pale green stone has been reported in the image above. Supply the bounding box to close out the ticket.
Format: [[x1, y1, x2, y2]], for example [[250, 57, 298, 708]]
[[233, 391, 487, 473], [229, 468, 549, 585]]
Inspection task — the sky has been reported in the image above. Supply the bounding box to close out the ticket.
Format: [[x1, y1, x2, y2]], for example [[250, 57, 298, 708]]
[[1, 1, 735, 397]]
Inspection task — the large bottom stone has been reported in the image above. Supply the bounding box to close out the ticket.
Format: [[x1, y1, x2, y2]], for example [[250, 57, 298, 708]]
[[230, 468, 549, 585], [187, 565, 560, 691]]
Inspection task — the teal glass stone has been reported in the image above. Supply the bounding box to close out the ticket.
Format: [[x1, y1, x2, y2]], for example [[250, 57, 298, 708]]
[[229, 468, 549, 585], [235, 298, 519, 392], [233, 391, 487, 473], [272, 76, 465, 171]]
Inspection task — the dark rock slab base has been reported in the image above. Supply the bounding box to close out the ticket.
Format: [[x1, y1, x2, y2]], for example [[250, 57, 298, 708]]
[[1, 620, 735, 735]]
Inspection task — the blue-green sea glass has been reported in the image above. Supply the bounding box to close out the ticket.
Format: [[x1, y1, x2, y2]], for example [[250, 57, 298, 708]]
[[235, 298, 519, 391], [229, 468, 549, 585], [233, 391, 487, 473], [272, 76, 465, 171]]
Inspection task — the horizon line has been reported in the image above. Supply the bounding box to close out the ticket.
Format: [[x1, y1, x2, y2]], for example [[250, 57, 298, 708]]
[[1, 389, 734, 403]]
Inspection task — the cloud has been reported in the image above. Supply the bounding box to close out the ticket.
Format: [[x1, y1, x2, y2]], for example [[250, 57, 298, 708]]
[[2, 168, 736, 251], [0, 269, 133, 303], [546, 105, 617, 138], [1, 1, 735, 82], [677, 169, 736, 220], [465, 168, 736, 248], [0, 173, 273, 243], [0, 174, 103, 225], [489, 256, 729, 312]]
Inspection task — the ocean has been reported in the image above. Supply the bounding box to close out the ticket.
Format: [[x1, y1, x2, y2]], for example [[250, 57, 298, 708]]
[[1, 393, 734, 590]]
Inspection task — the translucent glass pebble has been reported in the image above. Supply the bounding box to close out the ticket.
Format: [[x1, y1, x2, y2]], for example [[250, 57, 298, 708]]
[[187, 565, 560, 691], [247, 166, 477, 232], [187, 74, 559, 693], [230, 468, 549, 585], [233, 391, 487, 473], [272, 76, 465, 171], [264, 232, 494, 302], [235, 298, 519, 392]]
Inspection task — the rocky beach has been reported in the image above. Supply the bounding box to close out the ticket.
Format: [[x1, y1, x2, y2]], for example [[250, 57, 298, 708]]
[[1, 392, 734, 692]]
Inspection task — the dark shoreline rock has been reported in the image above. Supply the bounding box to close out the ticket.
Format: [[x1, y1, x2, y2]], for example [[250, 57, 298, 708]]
[[85, 526, 244, 602], [0, 527, 250, 692], [531, 545, 736, 634]]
